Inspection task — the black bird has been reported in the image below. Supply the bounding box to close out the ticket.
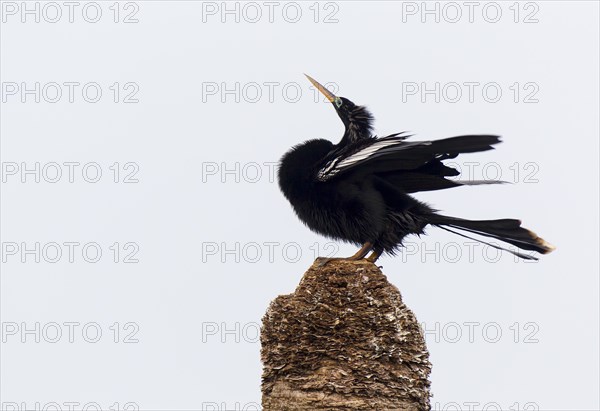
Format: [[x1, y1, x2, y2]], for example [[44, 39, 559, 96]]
[[278, 75, 555, 263]]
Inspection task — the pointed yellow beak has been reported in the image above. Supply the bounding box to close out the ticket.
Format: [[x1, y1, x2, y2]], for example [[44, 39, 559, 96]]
[[304, 74, 336, 103]]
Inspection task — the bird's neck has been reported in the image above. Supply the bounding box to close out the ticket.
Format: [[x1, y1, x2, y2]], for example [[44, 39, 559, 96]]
[[341, 105, 374, 144]]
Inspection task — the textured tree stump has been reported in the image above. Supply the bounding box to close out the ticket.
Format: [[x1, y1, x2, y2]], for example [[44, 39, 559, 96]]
[[261, 259, 431, 410]]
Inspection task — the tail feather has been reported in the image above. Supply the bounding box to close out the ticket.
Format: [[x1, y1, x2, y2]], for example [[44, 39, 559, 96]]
[[429, 215, 555, 260]]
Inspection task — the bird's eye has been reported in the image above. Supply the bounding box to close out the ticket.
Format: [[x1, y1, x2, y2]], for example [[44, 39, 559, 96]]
[[334, 97, 343, 108]]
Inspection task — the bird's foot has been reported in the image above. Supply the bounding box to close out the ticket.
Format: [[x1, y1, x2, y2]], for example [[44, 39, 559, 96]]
[[366, 249, 382, 263], [315, 243, 375, 267]]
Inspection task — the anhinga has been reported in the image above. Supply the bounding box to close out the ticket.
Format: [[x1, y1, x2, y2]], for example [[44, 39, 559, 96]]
[[278, 75, 555, 264]]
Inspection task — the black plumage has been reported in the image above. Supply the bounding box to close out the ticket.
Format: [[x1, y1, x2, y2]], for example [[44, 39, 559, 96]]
[[278, 75, 555, 263]]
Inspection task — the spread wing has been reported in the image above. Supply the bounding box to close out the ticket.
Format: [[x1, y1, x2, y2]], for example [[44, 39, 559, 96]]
[[317, 134, 503, 193]]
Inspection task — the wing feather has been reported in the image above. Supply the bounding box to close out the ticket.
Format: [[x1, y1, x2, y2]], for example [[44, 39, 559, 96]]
[[317, 134, 501, 189]]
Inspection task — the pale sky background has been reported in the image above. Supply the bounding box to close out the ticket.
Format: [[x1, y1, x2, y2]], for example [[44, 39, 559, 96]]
[[1, 1, 599, 410]]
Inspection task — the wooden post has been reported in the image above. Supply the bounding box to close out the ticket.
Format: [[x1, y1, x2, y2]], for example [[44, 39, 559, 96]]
[[261, 260, 432, 410]]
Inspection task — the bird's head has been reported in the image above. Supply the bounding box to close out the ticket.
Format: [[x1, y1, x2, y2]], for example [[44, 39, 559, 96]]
[[305, 74, 374, 144]]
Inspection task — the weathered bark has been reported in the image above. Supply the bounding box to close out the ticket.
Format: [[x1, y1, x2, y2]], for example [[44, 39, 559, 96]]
[[261, 259, 431, 410]]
